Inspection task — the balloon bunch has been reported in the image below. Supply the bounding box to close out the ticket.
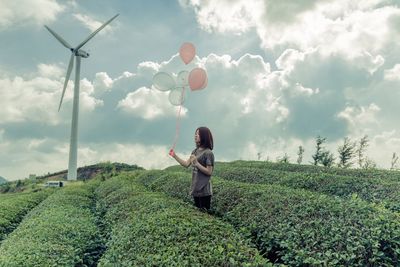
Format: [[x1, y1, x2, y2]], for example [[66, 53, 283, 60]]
[[152, 42, 208, 151], [153, 43, 208, 106]]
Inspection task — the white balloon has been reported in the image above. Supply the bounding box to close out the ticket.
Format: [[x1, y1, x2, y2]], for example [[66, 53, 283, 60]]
[[176, 70, 189, 87], [153, 72, 175, 91], [169, 87, 186, 106]]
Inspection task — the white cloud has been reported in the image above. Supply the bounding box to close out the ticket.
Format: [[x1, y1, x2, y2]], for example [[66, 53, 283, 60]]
[[0, 75, 60, 124], [61, 78, 103, 112], [99, 51, 296, 158], [0, 138, 176, 181], [0, 0, 65, 30], [276, 49, 307, 71], [73, 13, 115, 35], [96, 143, 173, 170], [384, 64, 400, 81], [137, 61, 161, 76], [80, 78, 94, 94], [0, 129, 4, 142], [184, 0, 399, 63], [38, 63, 64, 79], [81, 92, 104, 111], [292, 83, 319, 96], [111, 71, 137, 91], [0, 65, 103, 124], [93, 72, 113, 91], [337, 103, 381, 134], [352, 51, 384, 74], [260, 1, 397, 55], [0, 138, 67, 179], [117, 87, 187, 120], [232, 137, 316, 163], [243, 131, 400, 170], [28, 138, 47, 150], [369, 130, 400, 168], [180, 0, 262, 34]]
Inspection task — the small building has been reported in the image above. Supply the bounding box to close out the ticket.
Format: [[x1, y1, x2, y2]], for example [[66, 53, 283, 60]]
[[44, 181, 64, 187]]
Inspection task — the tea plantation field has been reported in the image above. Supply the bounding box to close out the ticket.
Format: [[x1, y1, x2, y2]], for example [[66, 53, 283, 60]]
[[0, 161, 399, 266]]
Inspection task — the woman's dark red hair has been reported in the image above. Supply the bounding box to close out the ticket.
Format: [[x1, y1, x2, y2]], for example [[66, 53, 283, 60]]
[[196, 127, 213, 150]]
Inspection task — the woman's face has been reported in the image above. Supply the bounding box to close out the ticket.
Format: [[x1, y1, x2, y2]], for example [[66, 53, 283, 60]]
[[194, 129, 200, 145]]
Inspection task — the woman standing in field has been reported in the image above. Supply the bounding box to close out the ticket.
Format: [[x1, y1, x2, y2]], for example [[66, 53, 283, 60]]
[[169, 127, 214, 211]]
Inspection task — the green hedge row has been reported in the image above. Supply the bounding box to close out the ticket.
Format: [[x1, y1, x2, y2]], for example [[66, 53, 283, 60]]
[[166, 161, 400, 182], [0, 185, 101, 266], [0, 191, 49, 241], [95, 173, 270, 266], [138, 170, 400, 266], [213, 166, 400, 212], [216, 160, 400, 182]]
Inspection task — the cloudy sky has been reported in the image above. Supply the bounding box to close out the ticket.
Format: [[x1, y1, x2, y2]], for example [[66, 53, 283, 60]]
[[1, 0, 400, 180]]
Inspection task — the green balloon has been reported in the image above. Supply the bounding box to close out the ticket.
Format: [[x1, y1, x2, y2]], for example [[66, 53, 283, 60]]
[[169, 87, 186, 106], [153, 72, 175, 91]]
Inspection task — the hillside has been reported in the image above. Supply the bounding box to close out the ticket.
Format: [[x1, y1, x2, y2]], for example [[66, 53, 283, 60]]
[[0, 162, 143, 194], [37, 162, 143, 181], [0, 176, 6, 184], [0, 161, 398, 266]]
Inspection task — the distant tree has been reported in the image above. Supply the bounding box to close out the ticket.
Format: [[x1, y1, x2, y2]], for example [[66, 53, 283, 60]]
[[257, 152, 262, 161], [321, 150, 335, 167], [364, 158, 377, 170], [297, 146, 305, 164], [391, 152, 399, 170], [277, 153, 290, 164], [338, 137, 356, 168], [16, 180, 22, 187], [357, 135, 369, 168], [312, 136, 326, 165], [0, 183, 11, 193]]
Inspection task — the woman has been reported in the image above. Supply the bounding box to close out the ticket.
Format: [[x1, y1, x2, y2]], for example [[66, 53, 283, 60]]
[[170, 127, 214, 210]]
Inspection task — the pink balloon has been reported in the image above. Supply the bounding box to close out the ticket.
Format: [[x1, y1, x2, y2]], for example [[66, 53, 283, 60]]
[[179, 42, 196, 65], [200, 73, 208, 89], [189, 68, 207, 91]]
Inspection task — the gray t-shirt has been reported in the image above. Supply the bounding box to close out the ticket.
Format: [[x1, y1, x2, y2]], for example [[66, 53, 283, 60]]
[[190, 148, 214, 197]]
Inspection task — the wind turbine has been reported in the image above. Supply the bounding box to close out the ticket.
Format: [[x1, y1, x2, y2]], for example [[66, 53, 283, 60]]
[[45, 14, 119, 180]]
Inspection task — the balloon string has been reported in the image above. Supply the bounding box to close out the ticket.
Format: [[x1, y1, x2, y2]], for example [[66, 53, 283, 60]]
[[171, 86, 186, 151]]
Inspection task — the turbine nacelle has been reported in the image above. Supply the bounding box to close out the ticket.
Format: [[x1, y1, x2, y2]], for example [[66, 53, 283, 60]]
[[75, 49, 89, 58]]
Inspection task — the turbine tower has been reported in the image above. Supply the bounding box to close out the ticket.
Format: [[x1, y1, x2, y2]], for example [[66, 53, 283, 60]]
[[45, 14, 119, 180]]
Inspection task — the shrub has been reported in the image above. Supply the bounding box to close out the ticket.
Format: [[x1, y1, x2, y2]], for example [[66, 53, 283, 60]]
[[96, 174, 270, 266], [0, 186, 101, 266], [217, 160, 400, 182], [0, 191, 49, 241], [214, 166, 400, 212], [138, 171, 400, 266]]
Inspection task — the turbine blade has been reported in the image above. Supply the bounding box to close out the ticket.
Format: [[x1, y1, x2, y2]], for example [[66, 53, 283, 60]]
[[75, 14, 119, 50], [58, 54, 75, 111], [44, 25, 73, 49]]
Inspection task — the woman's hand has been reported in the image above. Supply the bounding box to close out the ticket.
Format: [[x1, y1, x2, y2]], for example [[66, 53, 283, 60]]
[[190, 155, 213, 175], [190, 155, 198, 166], [169, 149, 176, 157]]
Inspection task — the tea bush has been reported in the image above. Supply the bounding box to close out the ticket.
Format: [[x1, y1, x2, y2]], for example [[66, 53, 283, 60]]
[[96, 174, 270, 266], [0, 191, 49, 241], [138, 171, 400, 266], [214, 166, 400, 212], [0, 185, 101, 266]]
